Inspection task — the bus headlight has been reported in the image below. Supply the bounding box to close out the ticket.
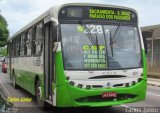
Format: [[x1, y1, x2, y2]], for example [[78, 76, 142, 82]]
[[125, 83, 129, 87], [78, 84, 83, 88], [66, 76, 70, 80], [86, 85, 91, 89], [138, 78, 142, 82], [132, 81, 136, 85], [69, 81, 75, 86]]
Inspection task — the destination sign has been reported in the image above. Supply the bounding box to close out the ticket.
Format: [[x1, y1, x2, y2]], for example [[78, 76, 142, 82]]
[[89, 8, 131, 21], [59, 6, 137, 22]]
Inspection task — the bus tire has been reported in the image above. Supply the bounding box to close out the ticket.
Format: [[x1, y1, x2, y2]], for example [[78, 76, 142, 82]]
[[36, 79, 46, 110], [102, 106, 112, 110], [12, 71, 18, 89]]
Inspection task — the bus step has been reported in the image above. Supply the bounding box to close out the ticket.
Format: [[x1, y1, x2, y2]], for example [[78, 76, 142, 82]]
[[45, 99, 53, 105]]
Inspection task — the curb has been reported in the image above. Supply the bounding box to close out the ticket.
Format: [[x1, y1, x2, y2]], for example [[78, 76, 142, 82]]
[[0, 82, 8, 100], [0, 81, 14, 107], [0, 88, 7, 101], [0, 88, 13, 107], [147, 83, 160, 87]]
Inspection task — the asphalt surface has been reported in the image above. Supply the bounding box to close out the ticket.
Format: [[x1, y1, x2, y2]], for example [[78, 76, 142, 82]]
[[0, 65, 160, 113]]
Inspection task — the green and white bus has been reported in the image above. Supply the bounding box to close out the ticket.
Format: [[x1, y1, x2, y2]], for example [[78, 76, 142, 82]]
[[7, 3, 147, 109]]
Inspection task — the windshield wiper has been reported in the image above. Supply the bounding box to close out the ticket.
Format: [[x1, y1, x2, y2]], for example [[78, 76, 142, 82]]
[[95, 33, 100, 57], [79, 21, 100, 55], [109, 23, 122, 57], [111, 23, 122, 44], [109, 31, 114, 57]]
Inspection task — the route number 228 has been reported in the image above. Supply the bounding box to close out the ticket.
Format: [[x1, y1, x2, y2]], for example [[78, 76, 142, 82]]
[[84, 25, 103, 34]]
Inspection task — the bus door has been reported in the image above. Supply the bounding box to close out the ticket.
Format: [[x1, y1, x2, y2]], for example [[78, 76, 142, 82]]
[[44, 22, 55, 101]]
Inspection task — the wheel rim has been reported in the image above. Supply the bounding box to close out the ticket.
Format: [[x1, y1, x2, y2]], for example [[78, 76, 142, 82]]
[[37, 86, 41, 103], [36, 81, 44, 107]]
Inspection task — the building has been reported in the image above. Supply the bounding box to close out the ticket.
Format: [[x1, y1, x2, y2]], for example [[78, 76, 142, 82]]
[[141, 24, 160, 78]]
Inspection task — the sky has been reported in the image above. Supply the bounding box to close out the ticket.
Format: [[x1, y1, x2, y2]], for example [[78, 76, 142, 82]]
[[0, 0, 160, 36]]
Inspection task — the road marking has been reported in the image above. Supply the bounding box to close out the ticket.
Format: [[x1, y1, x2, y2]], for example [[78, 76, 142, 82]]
[[121, 104, 139, 111], [121, 104, 142, 112], [147, 93, 160, 97], [0, 79, 10, 96], [121, 104, 130, 108]]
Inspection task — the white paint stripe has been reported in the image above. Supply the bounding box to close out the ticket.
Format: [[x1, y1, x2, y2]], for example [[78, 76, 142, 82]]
[[0, 79, 10, 96], [121, 104, 130, 108], [147, 93, 160, 97], [121, 104, 141, 112]]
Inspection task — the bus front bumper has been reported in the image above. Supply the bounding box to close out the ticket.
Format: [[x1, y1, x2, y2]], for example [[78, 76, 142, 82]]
[[56, 79, 147, 107]]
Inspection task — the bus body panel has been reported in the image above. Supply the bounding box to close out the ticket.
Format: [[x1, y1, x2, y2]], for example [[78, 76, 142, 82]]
[[10, 55, 44, 96]]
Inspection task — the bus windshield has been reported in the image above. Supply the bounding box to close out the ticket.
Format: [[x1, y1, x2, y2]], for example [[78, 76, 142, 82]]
[[61, 23, 142, 70]]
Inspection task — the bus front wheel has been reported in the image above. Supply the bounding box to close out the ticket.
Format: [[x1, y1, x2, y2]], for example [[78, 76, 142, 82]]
[[36, 79, 46, 110]]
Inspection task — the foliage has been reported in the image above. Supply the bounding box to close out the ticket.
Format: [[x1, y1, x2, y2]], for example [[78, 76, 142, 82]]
[[0, 14, 9, 47], [0, 47, 7, 56]]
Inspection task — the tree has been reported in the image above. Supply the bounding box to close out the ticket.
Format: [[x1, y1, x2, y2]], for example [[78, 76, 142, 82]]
[[0, 14, 9, 47], [0, 46, 7, 56]]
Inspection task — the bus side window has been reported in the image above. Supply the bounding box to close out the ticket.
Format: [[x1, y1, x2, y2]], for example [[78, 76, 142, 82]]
[[16, 36, 21, 56], [13, 39, 16, 57], [24, 32, 28, 56], [26, 29, 32, 56], [11, 40, 14, 57], [32, 27, 36, 55], [33, 22, 44, 56], [20, 34, 25, 56], [15, 38, 18, 56]]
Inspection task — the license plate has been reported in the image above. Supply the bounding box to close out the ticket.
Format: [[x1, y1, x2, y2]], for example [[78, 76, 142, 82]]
[[102, 92, 117, 98]]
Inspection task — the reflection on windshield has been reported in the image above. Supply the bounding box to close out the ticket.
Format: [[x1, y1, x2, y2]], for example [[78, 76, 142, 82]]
[[61, 24, 107, 69], [104, 25, 141, 69], [61, 24, 142, 70]]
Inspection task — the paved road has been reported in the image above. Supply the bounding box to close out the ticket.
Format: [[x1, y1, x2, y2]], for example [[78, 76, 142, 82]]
[[0, 65, 160, 113]]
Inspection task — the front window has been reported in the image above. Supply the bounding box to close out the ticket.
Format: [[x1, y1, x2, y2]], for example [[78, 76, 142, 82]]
[[61, 23, 142, 70]]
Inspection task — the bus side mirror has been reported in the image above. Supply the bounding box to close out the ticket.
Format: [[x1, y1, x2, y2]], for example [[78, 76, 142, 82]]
[[51, 18, 58, 26], [44, 16, 58, 26]]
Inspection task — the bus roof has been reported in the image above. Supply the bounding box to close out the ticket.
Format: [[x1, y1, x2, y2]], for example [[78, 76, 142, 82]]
[[8, 2, 137, 41]]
